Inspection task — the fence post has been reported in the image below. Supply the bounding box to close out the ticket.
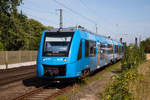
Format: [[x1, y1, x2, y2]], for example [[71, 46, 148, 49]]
[[5, 51, 8, 69], [30, 51, 32, 61], [19, 51, 21, 63]]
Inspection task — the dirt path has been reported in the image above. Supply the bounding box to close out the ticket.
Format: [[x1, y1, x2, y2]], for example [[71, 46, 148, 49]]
[[58, 62, 121, 100], [131, 60, 150, 100], [146, 53, 150, 60]]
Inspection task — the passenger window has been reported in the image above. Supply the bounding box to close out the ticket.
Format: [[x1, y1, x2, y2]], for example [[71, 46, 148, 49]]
[[101, 43, 107, 54], [100, 43, 105, 59], [90, 41, 94, 56], [94, 42, 96, 56], [115, 45, 117, 53], [111, 45, 113, 54], [108, 44, 113, 54], [77, 40, 82, 60], [85, 40, 89, 57], [104, 44, 107, 54], [122, 46, 124, 53], [117, 46, 119, 54], [119, 46, 121, 54], [118, 46, 119, 54]]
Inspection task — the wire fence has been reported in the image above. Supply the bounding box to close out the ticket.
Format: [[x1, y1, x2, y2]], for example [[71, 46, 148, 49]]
[[0, 51, 37, 66]]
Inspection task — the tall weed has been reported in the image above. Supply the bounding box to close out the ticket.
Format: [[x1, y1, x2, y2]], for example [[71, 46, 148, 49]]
[[101, 43, 146, 100]]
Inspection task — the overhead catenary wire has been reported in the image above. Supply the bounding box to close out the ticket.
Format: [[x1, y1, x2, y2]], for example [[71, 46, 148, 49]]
[[79, 0, 101, 22], [52, 0, 115, 35], [23, 11, 57, 25], [19, 6, 58, 25], [78, 0, 118, 34], [20, 0, 98, 30], [21, 0, 60, 16], [21, 0, 113, 36], [79, 0, 97, 16], [20, 5, 58, 15], [52, 0, 97, 24]]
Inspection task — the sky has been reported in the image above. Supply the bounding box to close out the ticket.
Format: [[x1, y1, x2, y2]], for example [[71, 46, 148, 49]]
[[18, 0, 150, 44]]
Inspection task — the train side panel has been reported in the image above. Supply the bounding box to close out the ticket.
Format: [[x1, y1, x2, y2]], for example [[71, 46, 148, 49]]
[[37, 30, 46, 77], [36, 28, 124, 79]]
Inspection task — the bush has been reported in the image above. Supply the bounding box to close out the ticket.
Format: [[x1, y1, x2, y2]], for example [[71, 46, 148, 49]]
[[102, 70, 136, 100], [0, 42, 3, 50], [121, 44, 145, 71], [141, 38, 150, 53], [101, 43, 145, 100]]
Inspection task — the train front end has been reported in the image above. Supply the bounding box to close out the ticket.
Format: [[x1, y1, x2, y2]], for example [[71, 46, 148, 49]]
[[37, 28, 79, 79]]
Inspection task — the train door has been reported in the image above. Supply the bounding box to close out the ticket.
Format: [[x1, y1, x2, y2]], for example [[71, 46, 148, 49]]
[[96, 42, 100, 68], [77, 39, 83, 74]]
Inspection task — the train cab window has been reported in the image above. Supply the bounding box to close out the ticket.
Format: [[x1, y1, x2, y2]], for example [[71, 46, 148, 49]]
[[90, 41, 94, 57], [43, 32, 74, 57], [77, 40, 82, 60], [85, 40, 89, 57], [94, 41, 96, 56]]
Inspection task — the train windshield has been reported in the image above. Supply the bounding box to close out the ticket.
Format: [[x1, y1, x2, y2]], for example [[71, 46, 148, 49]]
[[43, 32, 74, 57]]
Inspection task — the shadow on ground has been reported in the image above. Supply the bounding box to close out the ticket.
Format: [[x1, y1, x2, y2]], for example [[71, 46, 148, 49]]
[[111, 69, 122, 74], [22, 76, 75, 89], [22, 61, 121, 89]]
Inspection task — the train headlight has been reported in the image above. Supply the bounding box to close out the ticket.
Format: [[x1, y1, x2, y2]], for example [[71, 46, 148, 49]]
[[64, 58, 67, 62], [42, 58, 46, 61]]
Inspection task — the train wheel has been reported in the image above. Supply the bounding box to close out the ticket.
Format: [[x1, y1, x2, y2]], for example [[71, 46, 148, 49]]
[[82, 70, 86, 78], [86, 69, 90, 76]]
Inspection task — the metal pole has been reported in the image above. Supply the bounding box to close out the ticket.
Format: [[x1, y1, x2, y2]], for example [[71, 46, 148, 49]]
[[139, 34, 141, 47], [120, 38, 122, 43], [59, 9, 63, 29], [95, 24, 97, 34], [135, 37, 138, 46], [5, 51, 8, 69]]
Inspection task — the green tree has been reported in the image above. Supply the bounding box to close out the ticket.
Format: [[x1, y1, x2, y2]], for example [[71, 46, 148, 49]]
[[0, 0, 22, 15], [0, 0, 53, 51], [141, 38, 150, 53]]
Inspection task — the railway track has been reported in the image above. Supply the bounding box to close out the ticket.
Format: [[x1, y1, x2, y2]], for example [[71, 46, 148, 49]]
[[0, 71, 36, 86], [11, 65, 109, 100], [13, 82, 75, 100], [0, 65, 36, 86]]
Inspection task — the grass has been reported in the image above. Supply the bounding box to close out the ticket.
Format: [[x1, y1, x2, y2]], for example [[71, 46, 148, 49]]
[[84, 61, 121, 84], [105, 62, 121, 72], [129, 60, 150, 100], [100, 60, 150, 100], [54, 61, 121, 100], [54, 93, 72, 100]]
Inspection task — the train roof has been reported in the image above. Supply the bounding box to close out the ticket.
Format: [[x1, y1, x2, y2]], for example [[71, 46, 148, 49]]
[[47, 27, 108, 39], [47, 27, 76, 32], [47, 27, 123, 46]]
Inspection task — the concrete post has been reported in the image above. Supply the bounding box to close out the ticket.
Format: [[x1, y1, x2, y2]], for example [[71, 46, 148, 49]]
[[5, 51, 8, 69]]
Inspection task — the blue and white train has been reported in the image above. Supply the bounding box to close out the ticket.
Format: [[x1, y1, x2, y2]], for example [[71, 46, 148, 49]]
[[37, 27, 124, 79]]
